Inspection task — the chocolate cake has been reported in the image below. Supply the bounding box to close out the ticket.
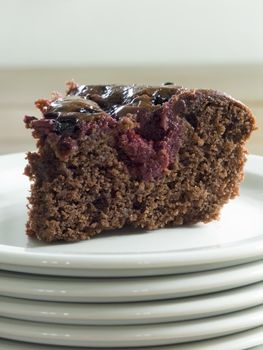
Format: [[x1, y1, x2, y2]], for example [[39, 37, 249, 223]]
[[24, 82, 256, 242]]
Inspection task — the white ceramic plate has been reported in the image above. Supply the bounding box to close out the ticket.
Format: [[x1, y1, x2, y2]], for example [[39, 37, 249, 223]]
[[1, 281, 263, 325], [0, 153, 263, 277], [1, 259, 263, 303], [1, 305, 263, 347], [0, 326, 263, 349]]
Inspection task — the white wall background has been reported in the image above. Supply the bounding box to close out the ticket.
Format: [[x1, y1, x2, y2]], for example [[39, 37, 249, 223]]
[[0, 0, 262, 67]]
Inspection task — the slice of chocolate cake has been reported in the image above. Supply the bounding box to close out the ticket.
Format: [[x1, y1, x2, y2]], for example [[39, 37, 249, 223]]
[[24, 82, 256, 242]]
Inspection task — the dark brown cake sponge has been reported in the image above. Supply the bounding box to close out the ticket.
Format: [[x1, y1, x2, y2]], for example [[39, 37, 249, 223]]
[[24, 83, 256, 242]]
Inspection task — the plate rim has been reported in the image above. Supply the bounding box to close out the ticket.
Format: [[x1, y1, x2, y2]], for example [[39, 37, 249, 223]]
[[0, 304, 263, 347], [0, 324, 263, 350], [1, 280, 263, 325], [0, 259, 263, 303]]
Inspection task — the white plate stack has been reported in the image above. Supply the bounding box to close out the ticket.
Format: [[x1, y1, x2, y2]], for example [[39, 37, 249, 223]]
[[0, 153, 263, 350]]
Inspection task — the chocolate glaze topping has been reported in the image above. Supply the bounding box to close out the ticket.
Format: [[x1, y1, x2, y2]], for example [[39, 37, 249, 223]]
[[24, 84, 186, 180], [67, 84, 184, 118]]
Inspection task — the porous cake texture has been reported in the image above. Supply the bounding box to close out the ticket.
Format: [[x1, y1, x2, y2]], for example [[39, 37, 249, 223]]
[[24, 82, 256, 242]]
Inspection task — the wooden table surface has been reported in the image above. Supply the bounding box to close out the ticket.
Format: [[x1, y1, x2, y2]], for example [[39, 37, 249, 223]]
[[0, 65, 262, 156]]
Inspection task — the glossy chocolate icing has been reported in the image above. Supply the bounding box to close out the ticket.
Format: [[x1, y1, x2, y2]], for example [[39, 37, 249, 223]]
[[52, 83, 183, 119], [24, 83, 186, 180]]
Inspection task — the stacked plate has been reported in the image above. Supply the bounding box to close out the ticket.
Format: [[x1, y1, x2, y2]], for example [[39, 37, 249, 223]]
[[0, 153, 263, 350]]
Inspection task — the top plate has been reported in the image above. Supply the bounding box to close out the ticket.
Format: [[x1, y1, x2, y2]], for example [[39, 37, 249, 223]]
[[0, 153, 263, 277]]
